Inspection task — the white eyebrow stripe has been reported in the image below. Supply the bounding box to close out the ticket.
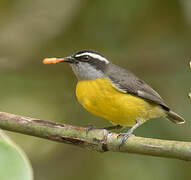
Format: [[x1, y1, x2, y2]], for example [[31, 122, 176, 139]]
[[75, 52, 109, 64]]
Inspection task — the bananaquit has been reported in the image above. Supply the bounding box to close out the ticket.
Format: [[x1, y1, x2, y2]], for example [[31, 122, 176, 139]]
[[43, 49, 185, 144]]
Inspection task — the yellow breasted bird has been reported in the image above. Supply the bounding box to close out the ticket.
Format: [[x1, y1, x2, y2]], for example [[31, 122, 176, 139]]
[[43, 49, 185, 144]]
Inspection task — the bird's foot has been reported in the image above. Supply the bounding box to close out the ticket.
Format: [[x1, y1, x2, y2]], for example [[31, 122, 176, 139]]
[[117, 121, 141, 148], [86, 124, 97, 134], [117, 131, 135, 147]]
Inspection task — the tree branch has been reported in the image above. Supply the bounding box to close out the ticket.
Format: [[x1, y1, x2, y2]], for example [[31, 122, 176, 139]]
[[0, 112, 190, 161]]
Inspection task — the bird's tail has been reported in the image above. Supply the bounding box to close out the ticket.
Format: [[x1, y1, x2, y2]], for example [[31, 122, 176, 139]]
[[166, 110, 185, 124]]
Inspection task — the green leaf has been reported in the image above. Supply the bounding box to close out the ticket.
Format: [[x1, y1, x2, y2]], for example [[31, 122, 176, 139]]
[[0, 130, 33, 180]]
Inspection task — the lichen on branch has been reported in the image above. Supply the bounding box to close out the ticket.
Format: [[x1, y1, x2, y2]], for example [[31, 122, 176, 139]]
[[0, 112, 190, 161]]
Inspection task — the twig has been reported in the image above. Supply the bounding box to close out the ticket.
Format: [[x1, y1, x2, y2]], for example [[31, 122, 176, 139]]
[[0, 112, 190, 161]]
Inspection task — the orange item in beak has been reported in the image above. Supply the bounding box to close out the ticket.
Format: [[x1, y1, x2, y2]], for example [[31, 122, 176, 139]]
[[43, 58, 64, 64]]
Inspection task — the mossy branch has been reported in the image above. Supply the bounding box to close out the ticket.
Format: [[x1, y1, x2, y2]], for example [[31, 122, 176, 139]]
[[0, 112, 190, 161]]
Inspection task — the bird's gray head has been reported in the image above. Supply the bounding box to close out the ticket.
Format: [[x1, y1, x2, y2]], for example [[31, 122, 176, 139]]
[[44, 50, 110, 80], [71, 50, 110, 80]]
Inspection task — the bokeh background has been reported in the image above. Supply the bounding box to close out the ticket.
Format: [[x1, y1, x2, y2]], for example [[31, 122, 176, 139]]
[[0, 0, 191, 179]]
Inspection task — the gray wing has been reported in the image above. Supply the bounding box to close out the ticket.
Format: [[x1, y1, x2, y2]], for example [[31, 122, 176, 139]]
[[105, 63, 169, 110]]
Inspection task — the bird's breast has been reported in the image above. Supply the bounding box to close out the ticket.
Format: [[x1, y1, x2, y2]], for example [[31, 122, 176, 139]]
[[76, 78, 164, 126]]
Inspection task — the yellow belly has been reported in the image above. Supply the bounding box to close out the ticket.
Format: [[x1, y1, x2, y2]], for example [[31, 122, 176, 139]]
[[76, 78, 165, 126]]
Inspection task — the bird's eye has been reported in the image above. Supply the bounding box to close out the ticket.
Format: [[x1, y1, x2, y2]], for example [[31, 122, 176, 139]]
[[83, 55, 90, 60]]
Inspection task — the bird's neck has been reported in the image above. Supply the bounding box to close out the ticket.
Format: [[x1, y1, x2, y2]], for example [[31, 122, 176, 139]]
[[70, 63, 106, 80]]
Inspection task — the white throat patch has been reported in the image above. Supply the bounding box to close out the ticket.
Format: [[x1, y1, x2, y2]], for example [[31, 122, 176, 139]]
[[75, 52, 109, 64]]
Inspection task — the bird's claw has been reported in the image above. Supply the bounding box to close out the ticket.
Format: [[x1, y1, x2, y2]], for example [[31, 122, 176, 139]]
[[86, 124, 97, 134], [117, 132, 135, 148]]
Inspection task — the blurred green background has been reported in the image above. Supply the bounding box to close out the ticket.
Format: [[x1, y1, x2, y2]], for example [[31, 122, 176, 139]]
[[0, 0, 191, 179]]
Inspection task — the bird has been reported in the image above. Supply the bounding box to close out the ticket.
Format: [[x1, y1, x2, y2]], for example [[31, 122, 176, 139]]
[[43, 49, 185, 145]]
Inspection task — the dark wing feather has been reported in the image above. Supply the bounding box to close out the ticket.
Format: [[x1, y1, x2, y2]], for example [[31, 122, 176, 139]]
[[105, 63, 169, 110]]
